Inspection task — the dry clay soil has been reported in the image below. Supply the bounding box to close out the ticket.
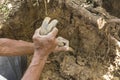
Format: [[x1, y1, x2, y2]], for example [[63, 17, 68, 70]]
[[0, 0, 120, 80]]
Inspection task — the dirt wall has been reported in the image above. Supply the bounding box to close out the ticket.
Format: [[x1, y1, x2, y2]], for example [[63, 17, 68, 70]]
[[0, 0, 120, 80]]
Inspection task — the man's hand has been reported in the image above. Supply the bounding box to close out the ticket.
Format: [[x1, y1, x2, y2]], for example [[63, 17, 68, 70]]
[[22, 28, 58, 80], [32, 17, 73, 58], [32, 27, 58, 58], [40, 17, 74, 52], [22, 17, 73, 80]]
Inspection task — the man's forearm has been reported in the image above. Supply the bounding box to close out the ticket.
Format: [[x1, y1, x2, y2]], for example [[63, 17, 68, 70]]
[[22, 50, 48, 80], [0, 38, 34, 56]]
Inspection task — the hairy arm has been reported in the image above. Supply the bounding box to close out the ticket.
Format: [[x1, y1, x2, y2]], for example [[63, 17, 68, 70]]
[[22, 17, 72, 80], [0, 38, 34, 56], [22, 27, 58, 80], [22, 50, 48, 80]]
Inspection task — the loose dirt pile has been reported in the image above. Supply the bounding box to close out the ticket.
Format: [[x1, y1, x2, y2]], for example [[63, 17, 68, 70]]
[[0, 0, 120, 80]]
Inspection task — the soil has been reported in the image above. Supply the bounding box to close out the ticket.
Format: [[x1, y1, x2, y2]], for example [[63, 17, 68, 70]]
[[0, 0, 120, 80]]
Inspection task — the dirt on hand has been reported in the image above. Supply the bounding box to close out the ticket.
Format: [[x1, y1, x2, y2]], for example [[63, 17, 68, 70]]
[[0, 0, 120, 80]]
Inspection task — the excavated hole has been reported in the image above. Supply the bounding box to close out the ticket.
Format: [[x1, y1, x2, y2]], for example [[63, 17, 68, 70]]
[[0, 0, 120, 80]]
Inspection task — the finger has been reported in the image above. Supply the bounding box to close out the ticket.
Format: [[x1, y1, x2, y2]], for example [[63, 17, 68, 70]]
[[47, 27, 58, 38], [34, 28, 41, 36], [47, 19, 58, 32], [33, 28, 41, 40], [54, 46, 74, 52], [57, 37, 69, 47], [41, 17, 51, 28]]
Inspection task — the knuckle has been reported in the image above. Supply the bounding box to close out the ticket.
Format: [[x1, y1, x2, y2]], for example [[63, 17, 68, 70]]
[[32, 36, 39, 40], [56, 28, 58, 32], [32, 36, 35, 40], [48, 37, 54, 42]]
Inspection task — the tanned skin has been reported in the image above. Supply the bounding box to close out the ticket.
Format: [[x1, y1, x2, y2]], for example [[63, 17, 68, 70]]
[[0, 38, 67, 56], [22, 27, 58, 80], [0, 38, 34, 56], [0, 28, 67, 80], [0, 17, 70, 80]]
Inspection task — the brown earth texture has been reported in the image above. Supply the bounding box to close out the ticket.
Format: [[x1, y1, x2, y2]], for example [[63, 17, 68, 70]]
[[0, 0, 120, 80]]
